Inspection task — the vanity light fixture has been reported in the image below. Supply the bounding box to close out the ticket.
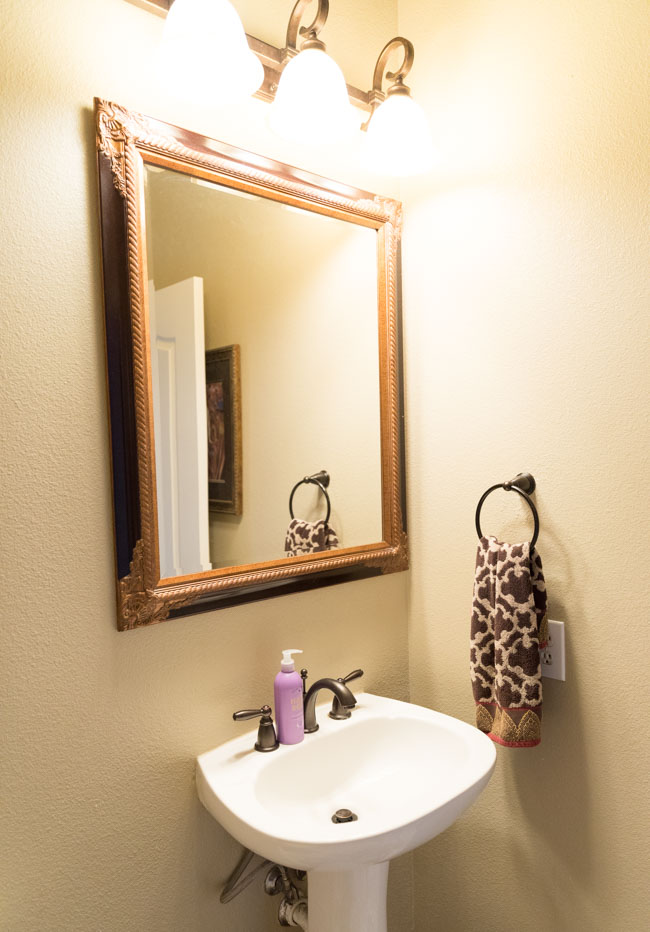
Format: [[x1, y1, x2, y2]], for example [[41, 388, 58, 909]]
[[159, 0, 263, 105], [269, 0, 357, 145], [362, 38, 434, 176], [138, 0, 432, 175]]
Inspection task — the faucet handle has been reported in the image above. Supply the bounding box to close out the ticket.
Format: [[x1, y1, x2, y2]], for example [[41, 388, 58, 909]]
[[233, 705, 271, 721], [340, 669, 363, 685], [329, 669, 364, 720], [233, 705, 279, 752]]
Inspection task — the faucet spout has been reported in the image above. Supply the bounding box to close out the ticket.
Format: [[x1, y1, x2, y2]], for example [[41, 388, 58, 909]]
[[303, 678, 356, 733]]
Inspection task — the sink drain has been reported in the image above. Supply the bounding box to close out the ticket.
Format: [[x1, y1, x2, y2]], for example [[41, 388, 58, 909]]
[[332, 808, 358, 824]]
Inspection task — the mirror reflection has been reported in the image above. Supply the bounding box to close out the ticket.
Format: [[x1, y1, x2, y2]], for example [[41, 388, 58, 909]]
[[144, 165, 383, 578]]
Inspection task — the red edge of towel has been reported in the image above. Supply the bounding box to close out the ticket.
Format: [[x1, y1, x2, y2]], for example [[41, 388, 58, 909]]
[[487, 732, 541, 748]]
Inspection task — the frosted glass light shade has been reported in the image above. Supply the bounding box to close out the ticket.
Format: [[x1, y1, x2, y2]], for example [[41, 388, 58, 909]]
[[160, 0, 263, 106], [363, 94, 433, 176], [269, 48, 358, 145]]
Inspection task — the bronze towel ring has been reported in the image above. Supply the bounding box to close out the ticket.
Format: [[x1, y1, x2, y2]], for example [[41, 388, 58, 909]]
[[289, 470, 331, 525], [475, 472, 539, 548]]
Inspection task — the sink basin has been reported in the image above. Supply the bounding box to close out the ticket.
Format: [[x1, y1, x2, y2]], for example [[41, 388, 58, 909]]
[[197, 693, 495, 932]]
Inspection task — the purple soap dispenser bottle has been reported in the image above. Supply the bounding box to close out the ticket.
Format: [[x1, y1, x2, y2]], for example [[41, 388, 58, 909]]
[[274, 649, 304, 745]]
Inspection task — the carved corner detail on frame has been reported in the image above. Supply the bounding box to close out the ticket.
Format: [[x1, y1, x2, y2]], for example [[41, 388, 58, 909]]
[[374, 195, 403, 232], [96, 99, 132, 197], [374, 531, 409, 575], [395, 530, 410, 571], [96, 98, 150, 198], [118, 540, 198, 630]]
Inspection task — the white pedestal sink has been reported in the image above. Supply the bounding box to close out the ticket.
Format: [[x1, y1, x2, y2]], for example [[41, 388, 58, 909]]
[[196, 693, 496, 931]]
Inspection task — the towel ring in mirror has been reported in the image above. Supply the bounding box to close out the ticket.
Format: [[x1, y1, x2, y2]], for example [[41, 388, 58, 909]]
[[289, 471, 331, 525]]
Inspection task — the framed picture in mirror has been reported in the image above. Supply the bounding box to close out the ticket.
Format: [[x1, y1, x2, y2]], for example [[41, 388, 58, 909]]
[[206, 344, 242, 516]]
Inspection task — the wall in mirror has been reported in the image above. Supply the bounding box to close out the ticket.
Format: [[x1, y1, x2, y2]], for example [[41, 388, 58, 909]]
[[95, 98, 407, 628], [144, 165, 383, 575]]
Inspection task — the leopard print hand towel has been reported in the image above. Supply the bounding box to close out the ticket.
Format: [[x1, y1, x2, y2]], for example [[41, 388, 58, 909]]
[[470, 536, 548, 748], [284, 519, 339, 557]]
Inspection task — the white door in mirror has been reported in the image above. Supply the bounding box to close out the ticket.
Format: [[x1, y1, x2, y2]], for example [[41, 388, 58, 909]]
[[149, 277, 212, 578]]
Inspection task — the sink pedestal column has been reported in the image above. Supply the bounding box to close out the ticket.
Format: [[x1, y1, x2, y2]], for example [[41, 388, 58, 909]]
[[307, 862, 389, 932]]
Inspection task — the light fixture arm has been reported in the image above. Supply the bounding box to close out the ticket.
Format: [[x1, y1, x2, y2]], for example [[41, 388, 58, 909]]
[[371, 37, 414, 97], [285, 0, 330, 55]]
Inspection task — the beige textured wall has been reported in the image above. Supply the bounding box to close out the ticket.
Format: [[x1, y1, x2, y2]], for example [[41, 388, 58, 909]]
[[4, 0, 648, 929], [399, 0, 650, 929], [0, 2, 411, 931]]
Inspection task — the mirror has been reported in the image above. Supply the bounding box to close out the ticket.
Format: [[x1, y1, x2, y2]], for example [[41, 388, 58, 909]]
[[96, 99, 407, 629], [144, 165, 384, 574]]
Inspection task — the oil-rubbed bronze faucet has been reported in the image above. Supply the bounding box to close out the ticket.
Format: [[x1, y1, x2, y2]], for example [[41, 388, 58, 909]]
[[328, 669, 364, 719], [302, 670, 363, 733]]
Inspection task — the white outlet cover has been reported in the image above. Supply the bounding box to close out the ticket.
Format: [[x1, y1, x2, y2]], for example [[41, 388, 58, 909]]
[[541, 619, 566, 681]]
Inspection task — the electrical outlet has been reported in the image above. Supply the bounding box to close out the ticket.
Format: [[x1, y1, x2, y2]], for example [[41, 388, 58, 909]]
[[540, 619, 566, 681]]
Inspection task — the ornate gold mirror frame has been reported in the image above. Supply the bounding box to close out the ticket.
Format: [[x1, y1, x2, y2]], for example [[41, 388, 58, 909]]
[[95, 98, 407, 630]]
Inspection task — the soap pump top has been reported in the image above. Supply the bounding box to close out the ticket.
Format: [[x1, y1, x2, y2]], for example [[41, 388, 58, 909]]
[[280, 648, 302, 672]]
